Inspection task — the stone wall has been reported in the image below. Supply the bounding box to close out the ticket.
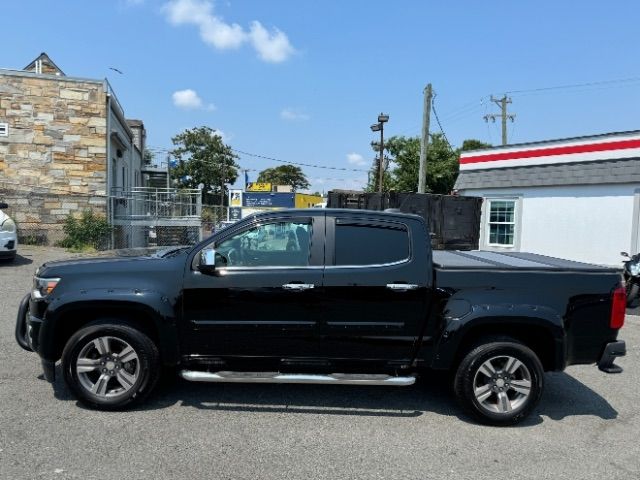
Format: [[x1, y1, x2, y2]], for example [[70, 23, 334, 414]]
[[0, 72, 108, 242]]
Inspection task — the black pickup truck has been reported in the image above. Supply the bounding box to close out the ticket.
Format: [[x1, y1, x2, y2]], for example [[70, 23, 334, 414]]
[[16, 209, 627, 425]]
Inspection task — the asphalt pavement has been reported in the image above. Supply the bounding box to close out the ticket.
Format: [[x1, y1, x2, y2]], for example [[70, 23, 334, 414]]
[[1, 246, 639, 480]]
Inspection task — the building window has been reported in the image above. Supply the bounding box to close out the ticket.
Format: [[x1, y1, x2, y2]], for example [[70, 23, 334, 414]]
[[487, 200, 516, 246], [0, 123, 8, 137]]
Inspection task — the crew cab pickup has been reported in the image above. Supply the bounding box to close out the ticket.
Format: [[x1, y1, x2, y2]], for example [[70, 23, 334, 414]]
[[16, 209, 627, 425]]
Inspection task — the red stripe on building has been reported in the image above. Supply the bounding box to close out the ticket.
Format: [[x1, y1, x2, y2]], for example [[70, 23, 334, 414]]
[[460, 138, 640, 164]]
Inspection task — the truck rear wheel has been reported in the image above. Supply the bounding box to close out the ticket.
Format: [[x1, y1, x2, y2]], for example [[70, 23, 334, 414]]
[[61, 321, 160, 410], [454, 340, 544, 425]]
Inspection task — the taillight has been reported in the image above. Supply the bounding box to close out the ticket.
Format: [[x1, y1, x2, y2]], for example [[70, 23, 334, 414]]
[[610, 284, 626, 329]]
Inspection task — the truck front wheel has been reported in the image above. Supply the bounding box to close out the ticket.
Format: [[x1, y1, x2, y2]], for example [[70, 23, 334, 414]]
[[454, 340, 544, 425], [61, 321, 160, 410]]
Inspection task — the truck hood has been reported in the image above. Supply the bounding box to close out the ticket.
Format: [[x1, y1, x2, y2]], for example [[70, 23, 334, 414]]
[[37, 246, 191, 275]]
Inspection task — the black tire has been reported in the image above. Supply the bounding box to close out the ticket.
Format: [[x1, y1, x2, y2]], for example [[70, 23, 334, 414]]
[[626, 282, 639, 308], [454, 340, 544, 426], [61, 320, 160, 410]]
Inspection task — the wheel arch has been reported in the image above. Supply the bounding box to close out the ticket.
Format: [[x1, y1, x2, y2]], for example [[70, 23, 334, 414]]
[[432, 314, 565, 372], [41, 299, 179, 366]]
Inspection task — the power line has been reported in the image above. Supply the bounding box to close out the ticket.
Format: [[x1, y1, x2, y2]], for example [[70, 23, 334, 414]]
[[431, 95, 454, 152], [505, 75, 640, 95], [146, 146, 369, 173], [232, 148, 369, 173]]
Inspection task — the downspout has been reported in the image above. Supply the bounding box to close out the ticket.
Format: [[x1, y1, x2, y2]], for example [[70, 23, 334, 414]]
[[105, 80, 114, 247]]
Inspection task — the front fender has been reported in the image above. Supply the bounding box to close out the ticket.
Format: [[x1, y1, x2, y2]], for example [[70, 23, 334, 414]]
[[39, 288, 179, 364], [431, 295, 566, 371]]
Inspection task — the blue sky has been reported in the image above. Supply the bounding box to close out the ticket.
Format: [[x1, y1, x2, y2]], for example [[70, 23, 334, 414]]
[[3, 0, 640, 192]]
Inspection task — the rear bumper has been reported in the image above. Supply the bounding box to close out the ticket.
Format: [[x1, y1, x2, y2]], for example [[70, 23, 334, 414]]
[[0, 249, 16, 259], [0, 231, 17, 257], [597, 340, 626, 373]]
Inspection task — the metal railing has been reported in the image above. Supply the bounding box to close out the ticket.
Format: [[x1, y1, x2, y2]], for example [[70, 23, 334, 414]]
[[110, 187, 202, 220]]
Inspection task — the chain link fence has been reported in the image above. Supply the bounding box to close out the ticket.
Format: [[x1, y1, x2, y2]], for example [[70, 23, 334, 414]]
[[15, 206, 232, 251]]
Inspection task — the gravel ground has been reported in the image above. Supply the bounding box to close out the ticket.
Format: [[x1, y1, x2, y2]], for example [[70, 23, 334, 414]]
[[1, 246, 639, 480]]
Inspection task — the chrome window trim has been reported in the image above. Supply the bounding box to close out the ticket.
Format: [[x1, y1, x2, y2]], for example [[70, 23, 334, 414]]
[[324, 258, 410, 270], [202, 265, 324, 273]]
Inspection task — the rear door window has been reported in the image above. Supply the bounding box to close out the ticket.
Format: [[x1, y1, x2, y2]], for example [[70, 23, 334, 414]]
[[334, 221, 410, 266]]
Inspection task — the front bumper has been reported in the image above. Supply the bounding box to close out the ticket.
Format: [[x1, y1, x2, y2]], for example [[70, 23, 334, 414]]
[[597, 340, 626, 373], [15, 293, 33, 351], [16, 292, 56, 382]]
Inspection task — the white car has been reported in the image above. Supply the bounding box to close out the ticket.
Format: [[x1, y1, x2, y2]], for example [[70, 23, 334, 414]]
[[0, 202, 17, 262]]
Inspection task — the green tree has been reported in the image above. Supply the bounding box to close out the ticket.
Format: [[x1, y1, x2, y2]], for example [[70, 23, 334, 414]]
[[143, 148, 154, 166], [460, 139, 492, 152], [257, 165, 310, 191], [369, 135, 492, 194], [170, 126, 239, 198], [385, 136, 420, 192]]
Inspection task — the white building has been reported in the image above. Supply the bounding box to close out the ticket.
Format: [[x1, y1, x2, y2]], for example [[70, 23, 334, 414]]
[[455, 130, 640, 266]]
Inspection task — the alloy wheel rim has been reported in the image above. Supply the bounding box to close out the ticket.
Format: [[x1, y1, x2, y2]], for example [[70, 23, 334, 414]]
[[76, 336, 140, 398], [472, 355, 532, 414]]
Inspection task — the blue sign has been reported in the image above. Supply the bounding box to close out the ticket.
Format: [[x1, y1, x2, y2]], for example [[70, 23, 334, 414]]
[[242, 192, 295, 208]]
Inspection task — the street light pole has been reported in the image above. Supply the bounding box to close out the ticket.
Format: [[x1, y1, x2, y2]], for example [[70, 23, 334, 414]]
[[378, 123, 385, 193], [370, 113, 389, 193]]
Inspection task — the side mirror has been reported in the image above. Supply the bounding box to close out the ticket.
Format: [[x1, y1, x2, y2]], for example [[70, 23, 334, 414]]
[[198, 249, 217, 274], [621, 252, 630, 258], [0, 202, 8, 209]]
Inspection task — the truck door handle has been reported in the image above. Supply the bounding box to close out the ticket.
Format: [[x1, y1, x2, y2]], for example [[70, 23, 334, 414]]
[[386, 283, 419, 291], [282, 283, 315, 291]]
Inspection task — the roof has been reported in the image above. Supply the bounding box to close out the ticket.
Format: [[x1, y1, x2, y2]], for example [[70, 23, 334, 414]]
[[461, 129, 640, 155], [460, 130, 640, 172], [23, 52, 65, 76], [455, 157, 640, 190]]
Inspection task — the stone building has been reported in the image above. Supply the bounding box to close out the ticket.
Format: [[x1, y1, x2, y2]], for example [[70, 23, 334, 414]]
[[0, 53, 145, 244]]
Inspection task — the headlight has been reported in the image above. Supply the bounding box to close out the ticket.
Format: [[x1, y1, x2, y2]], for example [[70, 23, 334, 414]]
[[630, 262, 640, 276], [1, 218, 16, 233], [32, 277, 61, 299]]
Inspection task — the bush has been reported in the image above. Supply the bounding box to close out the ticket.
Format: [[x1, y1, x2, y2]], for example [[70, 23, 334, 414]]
[[57, 210, 111, 251]]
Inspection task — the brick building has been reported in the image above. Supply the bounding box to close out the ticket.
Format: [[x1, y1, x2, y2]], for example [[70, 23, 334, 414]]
[[0, 53, 145, 244]]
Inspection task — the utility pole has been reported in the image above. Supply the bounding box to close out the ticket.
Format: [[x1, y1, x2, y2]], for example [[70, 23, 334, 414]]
[[484, 95, 515, 145], [418, 84, 433, 194]]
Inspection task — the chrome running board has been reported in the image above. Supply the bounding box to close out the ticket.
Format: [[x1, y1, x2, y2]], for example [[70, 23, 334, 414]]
[[180, 370, 416, 386]]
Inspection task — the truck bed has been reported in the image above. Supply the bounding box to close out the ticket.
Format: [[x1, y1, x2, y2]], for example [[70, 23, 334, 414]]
[[432, 250, 619, 273]]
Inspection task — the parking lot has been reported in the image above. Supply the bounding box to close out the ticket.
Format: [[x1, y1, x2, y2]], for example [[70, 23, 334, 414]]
[[1, 246, 639, 480]]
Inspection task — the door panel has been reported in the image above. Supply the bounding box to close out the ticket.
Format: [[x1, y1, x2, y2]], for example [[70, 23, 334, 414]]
[[181, 217, 325, 358], [319, 217, 431, 361]]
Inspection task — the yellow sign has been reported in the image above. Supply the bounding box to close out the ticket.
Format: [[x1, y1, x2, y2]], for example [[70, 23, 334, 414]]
[[246, 182, 272, 192], [229, 190, 242, 206]]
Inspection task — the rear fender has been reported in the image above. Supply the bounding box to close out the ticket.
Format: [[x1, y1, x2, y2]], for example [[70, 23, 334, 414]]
[[431, 298, 566, 371]]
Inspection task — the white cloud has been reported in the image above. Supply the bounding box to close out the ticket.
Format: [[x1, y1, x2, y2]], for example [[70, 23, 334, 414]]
[[346, 152, 367, 166], [211, 128, 231, 142], [172, 89, 215, 110], [162, 0, 295, 62], [280, 108, 309, 121], [249, 21, 296, 63]]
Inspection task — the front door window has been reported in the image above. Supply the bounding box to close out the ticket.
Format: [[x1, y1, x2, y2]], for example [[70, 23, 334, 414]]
[[215, 221, 312, 267]]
